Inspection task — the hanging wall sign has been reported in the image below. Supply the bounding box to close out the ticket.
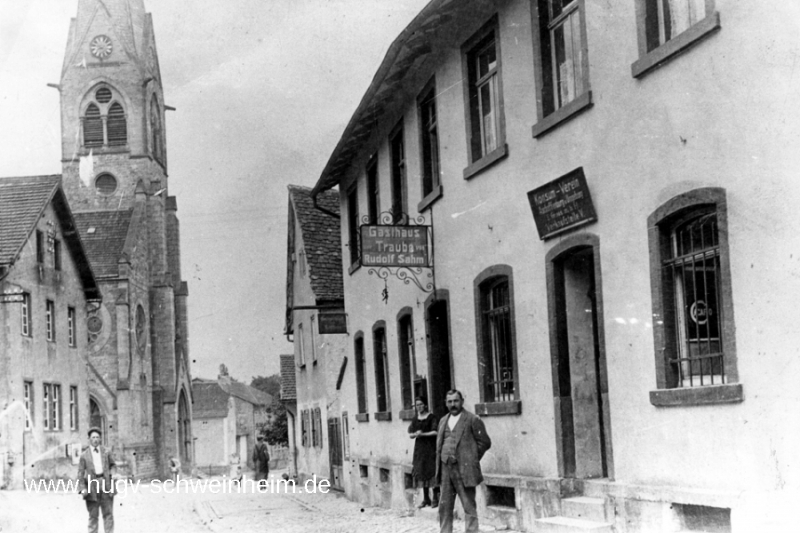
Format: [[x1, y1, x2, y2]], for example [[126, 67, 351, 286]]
[[360, 225, 431, 267], [527, 167, 597, 240]]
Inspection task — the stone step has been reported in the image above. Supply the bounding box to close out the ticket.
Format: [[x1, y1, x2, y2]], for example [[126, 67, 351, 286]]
[[535, 516, 613, 533], [562, 496, 606, 523]]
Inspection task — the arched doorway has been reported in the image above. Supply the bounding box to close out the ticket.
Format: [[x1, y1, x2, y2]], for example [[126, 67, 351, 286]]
[[177, 390, 191, 466], [89, 396, 108, 445]]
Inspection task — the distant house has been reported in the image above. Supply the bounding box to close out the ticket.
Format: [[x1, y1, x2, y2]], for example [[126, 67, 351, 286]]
[[0, 175, 100, 489], [192, 369, 273, 475]]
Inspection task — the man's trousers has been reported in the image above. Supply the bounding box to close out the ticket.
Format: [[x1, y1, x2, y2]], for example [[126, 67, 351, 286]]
[[438, 462, 479, 533], [86, 492, 114, 533]]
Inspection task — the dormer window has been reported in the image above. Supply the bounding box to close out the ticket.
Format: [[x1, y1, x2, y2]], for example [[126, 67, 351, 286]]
[[81, 86, 127, 149]]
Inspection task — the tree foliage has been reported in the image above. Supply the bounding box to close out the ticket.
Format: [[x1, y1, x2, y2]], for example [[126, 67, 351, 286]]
[[251, 374, 288, 446]]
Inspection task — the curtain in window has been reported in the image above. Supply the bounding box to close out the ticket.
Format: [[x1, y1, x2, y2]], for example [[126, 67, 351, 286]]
[[660, 0, 705, 43]]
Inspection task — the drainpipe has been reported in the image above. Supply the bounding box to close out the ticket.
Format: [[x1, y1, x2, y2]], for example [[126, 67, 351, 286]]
[[312, 192, 339, 219]]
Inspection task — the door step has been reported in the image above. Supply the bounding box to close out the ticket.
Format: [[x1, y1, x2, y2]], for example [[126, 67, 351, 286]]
[[535, 495, 612, 533], [562, 496, 606, 523], [535, 516, 613, 532]]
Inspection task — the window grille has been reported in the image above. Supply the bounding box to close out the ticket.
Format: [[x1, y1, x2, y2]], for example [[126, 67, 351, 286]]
[[664, 211, 724, 387], [107, 103, 127, 146], [83, 104, 104, 147], [482, 279, 515, 402]]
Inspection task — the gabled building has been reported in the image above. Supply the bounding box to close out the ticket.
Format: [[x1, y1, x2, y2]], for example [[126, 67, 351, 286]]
[[284, 185, 350, 490], [0, 175, 100, 489], [192, 370, 273, 475], [309, 0, 800, 531], [53, 0, 192, 479]]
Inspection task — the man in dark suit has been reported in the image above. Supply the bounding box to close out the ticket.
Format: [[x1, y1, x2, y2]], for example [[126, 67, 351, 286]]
[[252, 434, 270, 487], [435, 389, 492, 533], [77, 427, 116, 533]]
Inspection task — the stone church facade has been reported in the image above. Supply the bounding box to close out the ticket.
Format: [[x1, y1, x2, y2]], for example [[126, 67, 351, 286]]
[[55, 0, 192, 479]]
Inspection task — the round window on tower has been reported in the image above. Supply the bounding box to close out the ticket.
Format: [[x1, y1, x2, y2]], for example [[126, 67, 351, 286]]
[[95, 173, 118, 195], [95, 88, 112, 104]]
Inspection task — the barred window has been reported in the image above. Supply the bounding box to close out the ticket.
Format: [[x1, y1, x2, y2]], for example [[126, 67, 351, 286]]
[[481, 279, 515, 401], [648, 188, 740, 406], [664, 210, 723, 387]]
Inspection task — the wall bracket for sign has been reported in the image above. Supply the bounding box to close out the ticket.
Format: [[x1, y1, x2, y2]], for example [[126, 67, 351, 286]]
[[360, 212, 435, 302]]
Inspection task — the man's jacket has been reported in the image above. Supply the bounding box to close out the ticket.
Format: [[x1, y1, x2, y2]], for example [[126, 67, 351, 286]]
[[77, 446, 116, 501], [435, 409, 492, 487]]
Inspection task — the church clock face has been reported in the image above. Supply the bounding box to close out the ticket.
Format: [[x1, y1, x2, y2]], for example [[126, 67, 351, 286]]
[[90, 35, 113, 59]]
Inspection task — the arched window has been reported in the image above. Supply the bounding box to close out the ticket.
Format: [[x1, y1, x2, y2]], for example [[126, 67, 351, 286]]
[[81, 86, 127, 149], [83, 104, 103, 147], [107, 103, 127, 145], [150, 99, 163, 163]]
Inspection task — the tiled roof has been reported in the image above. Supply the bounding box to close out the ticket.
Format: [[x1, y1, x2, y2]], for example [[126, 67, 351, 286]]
[[288, 185, 343, 303], [0, 175, 100, 300], [73, 210, 134, 278], [280, 354, 297, 401], [0, 175, 61, 265], [218, 376, 273, 406], [192, 382, 229, 418]]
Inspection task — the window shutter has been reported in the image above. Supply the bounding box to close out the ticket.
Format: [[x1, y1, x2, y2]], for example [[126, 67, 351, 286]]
[[107, 103, 127, 146], [83, 104, 103, 147]]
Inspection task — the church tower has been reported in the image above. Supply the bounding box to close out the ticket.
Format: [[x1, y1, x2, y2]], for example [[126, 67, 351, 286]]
[[58, 0, 192, 479]]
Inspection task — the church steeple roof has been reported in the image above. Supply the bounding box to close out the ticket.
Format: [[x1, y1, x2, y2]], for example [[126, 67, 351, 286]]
[[65, 0, 148, 73]]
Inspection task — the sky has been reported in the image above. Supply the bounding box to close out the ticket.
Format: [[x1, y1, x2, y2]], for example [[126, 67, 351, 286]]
[[0, 0, 431, 382]]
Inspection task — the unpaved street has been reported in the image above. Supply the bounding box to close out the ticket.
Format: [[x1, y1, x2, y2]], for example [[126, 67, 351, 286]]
[[0, 474, 507, 533]]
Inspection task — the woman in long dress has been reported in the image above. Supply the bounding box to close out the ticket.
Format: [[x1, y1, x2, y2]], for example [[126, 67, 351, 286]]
[[408, 396, 440, 507]]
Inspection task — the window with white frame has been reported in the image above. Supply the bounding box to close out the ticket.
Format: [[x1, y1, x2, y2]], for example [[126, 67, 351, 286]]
[[21, 292, 31, 337], [68, 307, 76, 347], [463, 18, 506, 174], [633, 0, 719, 78], [46, 300, 55, 342], [70, 386, 78, 430], [311, 316, 317, 363], [43, 383, 61, 430], [531, 0, 591, 137], [418, 78, 441, 206], [24, 381, 33, 430]]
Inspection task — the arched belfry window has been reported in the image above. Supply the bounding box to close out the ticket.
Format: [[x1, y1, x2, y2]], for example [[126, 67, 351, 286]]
[[107, 103, 127, 146], [83, 104, 103, 147], [81, 86, 127, 149], [150, 98, 164, 164]]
